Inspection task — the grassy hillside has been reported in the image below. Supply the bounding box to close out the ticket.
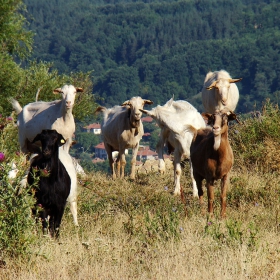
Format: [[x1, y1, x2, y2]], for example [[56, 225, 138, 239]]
[[1, 170, 280, 279], [1, 102, 280, 279]]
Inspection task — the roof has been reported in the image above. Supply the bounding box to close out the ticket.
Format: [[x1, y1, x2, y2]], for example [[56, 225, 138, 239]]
[[137, 146, 157, 156], [141, 116, 153, 123], [95, 142, 105, 149], [84, 123, 101, 129]]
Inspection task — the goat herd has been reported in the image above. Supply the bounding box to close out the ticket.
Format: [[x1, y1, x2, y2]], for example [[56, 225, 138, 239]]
[[9, 70, 242, 238]]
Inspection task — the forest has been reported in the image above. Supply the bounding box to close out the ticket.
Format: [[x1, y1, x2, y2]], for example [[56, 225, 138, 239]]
[[23, 0, 280, 113]]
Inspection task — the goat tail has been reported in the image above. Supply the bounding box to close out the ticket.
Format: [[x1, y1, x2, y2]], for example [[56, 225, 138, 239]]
[[35, 87, 43, 102], [9, 98, 22, 114]]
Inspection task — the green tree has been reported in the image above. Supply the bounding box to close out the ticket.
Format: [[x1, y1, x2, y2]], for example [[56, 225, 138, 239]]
[[0, 0, 33, 57]]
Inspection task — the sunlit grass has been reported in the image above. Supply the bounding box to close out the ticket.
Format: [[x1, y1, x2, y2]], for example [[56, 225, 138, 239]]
[[1, 101, 280, 279]]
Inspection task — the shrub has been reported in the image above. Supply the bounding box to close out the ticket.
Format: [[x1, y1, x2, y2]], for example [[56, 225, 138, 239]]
[[0, 156, 37, 258], [0, 113, 38, 259], [230, 100, 280, 172]]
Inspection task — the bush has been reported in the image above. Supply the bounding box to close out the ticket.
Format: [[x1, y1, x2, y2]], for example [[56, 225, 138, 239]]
[[0, 156, 37, 258], [230, 100, 280, 172], [0, 114, 38, 259]]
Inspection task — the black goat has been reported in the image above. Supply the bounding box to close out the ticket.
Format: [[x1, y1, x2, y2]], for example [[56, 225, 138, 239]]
[[28, 129, 71, 238]]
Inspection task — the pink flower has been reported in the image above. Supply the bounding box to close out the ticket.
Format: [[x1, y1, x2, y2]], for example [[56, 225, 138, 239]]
[[40, 168, 50, 177], [0, 152, 5, 162]]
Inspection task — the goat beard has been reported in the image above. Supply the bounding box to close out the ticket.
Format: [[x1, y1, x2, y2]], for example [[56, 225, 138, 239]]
[[213, 135, 221, 150], [131, 119, 141, 128]]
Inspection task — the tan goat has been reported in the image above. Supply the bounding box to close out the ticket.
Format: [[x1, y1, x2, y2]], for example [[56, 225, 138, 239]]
[[189, 110, 237, 218], [95, 97, 153, 179]]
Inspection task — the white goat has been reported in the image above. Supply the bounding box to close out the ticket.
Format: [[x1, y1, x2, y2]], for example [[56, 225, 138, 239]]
[[59, 148, 79, 226], [201, 70, 242, 113], [140, 98, 206, 195], [95, 96, 153, 179], [11, 85, 83, 153]]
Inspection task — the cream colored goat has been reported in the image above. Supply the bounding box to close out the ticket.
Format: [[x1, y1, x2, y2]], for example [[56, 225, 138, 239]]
[[201, 70, 242, 113], [95, 96, 153, 179], [11, 85, 83, 153], [140, 98, 206, 195]]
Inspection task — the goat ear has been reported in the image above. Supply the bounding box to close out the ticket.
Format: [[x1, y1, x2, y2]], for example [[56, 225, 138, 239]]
[[201, 113, 213, 125], [228, 78, 242, 84], [227, 112, 238, 122], [53, 88, 62, 94], [94, 106, 106, 115], [32, 133, 42, 143], [206, 81, 217, 90], [75, 87, 83, 92], [121, 101, 130, 106], [144, 99, 153, 105]]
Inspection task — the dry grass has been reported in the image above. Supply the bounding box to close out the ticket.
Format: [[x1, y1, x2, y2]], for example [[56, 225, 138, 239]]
[[1, 166, 280, 280]]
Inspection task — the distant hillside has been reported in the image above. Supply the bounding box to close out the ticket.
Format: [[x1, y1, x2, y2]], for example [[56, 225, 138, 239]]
[[24, 0, 280, 112]]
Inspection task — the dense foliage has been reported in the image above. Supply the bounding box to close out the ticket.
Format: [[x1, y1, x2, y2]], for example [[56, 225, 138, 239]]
[[24, 0, 280, 112], [0, 1, 97, 119]]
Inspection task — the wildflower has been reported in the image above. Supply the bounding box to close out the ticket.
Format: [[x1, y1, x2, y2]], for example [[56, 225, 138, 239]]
[[164, 186, 168, 191], [40, 168, 50, 177], [6, 116, 13, 121], [207, 221, 212, 226], [0, 152, 5, 162]]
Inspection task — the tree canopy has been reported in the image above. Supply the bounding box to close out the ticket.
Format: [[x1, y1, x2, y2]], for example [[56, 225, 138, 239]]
[[0, 0, 96, 119], [23, 0, 280, 113]]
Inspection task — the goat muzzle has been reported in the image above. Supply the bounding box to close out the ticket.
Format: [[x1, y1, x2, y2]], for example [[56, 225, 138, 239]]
[[212, 127, 221, 136], [42, 150, 51, 157]]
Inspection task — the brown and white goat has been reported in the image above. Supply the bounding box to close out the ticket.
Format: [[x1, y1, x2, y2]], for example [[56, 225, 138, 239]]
[[189, 110, 237, 218]]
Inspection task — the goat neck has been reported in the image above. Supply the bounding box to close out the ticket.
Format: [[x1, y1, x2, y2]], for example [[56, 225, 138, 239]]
[[212, 112, 229, 151], [127, 109, 141, 136]]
